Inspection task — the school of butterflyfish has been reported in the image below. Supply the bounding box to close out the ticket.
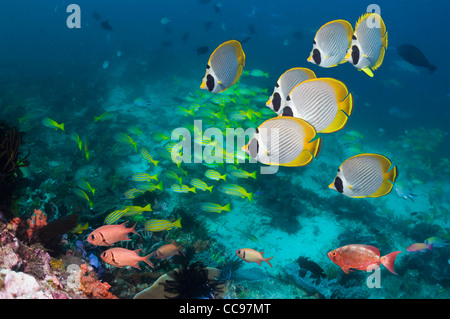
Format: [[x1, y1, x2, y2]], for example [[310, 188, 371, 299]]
[[47, 12, 402, 273]]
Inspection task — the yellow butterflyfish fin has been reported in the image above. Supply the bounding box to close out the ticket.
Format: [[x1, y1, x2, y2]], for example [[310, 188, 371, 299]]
[[320, 110, 349, 133], [361, 67, 374, 77], [200, 82, 206, 89], [373, 40, 387, 70], [369, 179, 394, 198], [283, 137, 322, 167], [385, 165, 398, 184]]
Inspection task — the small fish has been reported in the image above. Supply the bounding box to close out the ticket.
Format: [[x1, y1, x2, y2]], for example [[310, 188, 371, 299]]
[[70, 132, 83, 151], [328, 244, 401, 274], [139, 181, 164, 192], [235, 248, 273, 267], [244, 69, 269, 78], [425, 237, 448, 248], [129, 172, 158, 182], [406, 243, 433, 252], [83, 137, 90, 161], [397, 44, 436, 74], [204, 169, 226, 181], [200, 202, 230, 213], [100, 20, 112, 31], [227, 166, 256, 179], [76, 178, 96, 195], [307, 19, 353, 68], [133, 97, 151, 107], [190, 178, 213, 192], [345, 13, 388, 77], [281, 77, 353, 133], [73, 188, 93, 208], [42, 118, 64, 131], [123, 204, 152, 215], [266, 68, 316, 114], [140, 148, 159, 167], [71, 222, 89, 234], [121, 188, 146, 199], [104, 209, 129, 225], [165, 171, 183, 185], [144, 218, 182, 232], [101, 247, 154, 269], [128, 125, 142, 136], [94, 111, 115, 122], [169, 183, 196, 194], [160, 17, 171, 24], [219, 184, 253, 202], [200, 40, 246, 93], [102, 60, 109, 69], [151, 241, 184, 260], [87, 222, 138, 246], [113, 133, 137, 152], [329, 153, 398, 198], [242, 117, 321, 167]]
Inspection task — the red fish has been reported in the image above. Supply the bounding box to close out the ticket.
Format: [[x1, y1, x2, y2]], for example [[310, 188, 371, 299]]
[[87, 222, 138, 246], [406, 242, 433, 252], [235, 248, 274, 267], [327, 244, 401, 274], [101, 247, 154, 269], [152, 241, 184, 260]]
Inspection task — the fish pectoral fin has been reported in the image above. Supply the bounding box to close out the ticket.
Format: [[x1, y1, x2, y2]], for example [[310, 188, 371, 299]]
[[361, 67, 374, 77]]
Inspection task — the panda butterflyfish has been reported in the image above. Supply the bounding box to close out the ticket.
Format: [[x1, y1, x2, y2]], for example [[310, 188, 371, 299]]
[[345, 13, 388, 77], [266, 67, 316, 115], [200, 40, 245, 93], [329, 153, 398, 198], [280, 77, 353, 134], [307, 19, 353, 68], [242, 116, 321, 167]]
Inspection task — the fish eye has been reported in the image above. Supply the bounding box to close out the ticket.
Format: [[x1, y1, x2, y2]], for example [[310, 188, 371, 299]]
[[281, 106, 293, 117], [332, 252, 336, 256], [248, 138, 259, 158], [206, 74, 215, 92], [90, 234, 95, 240], [312, 48, 321, 65], [334, 177, 344, 193], [272, 92, 281, 112], [237, 250, 241, 254]]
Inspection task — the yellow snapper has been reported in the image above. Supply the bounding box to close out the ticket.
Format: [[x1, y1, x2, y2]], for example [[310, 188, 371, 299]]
[[129, 172, 159, 182], [307, 19, 353, 68], [169, 183, 196, 194], [329, 153, 398, 198], [200, 40, 246, 93], [83, 137, 90, 161], [128, 125, 143, 136], [76, 178, 96, 195], [123, 203, 152, 216], [281, 77, 353, 134], [42, 118, 64, 131], [345, 13, 388, 77], [227, 166, 256, 179], [70, 132, 83, 151], [71, 222, 89, 234], [204, 169, 227, 181], [139, 181, 164, 192], [266, 67, 316, 114], [219, 184, 253, 202], [121, 188, 146, 199], [113, 132, 137, 152], [190, 178, 214, 192], [73, 188, 93, 208], [140, 148, 159, 167], [165, 171, 183, 185], [200, 202, 231, 213], [94, 111, 116, 122], [152, 132, 170, 142], [104, 209, 129, 225], [145, 218, 182, 232], [242, 117, 321, 167]]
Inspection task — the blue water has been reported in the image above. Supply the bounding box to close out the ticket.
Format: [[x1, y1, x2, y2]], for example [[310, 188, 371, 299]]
[[0, 0, 449, 300]]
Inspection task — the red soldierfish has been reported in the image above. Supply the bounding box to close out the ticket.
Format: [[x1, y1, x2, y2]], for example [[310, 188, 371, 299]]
[[101, 247, 154, 269], [152, 241, 184, 260], [328, 244, 401, 274], [87, 222, 139, 246], [235, 248, 274, 267], [406, 242, 433, 252]]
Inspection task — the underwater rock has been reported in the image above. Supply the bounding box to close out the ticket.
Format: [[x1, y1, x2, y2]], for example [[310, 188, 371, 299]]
[[0, 269, 49, 299], [234, 267, 269, 282]]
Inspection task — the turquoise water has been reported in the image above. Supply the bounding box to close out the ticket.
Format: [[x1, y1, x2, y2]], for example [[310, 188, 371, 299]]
[[0, 1, 449, 299]]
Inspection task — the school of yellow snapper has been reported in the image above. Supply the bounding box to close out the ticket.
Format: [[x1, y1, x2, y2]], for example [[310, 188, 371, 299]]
[[43, 12, 405, 275]]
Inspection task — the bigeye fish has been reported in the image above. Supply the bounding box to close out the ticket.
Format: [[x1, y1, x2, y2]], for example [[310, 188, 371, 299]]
[[200, 202, 231, 213], [345, 13, 388, 77], [42, 118, 64, 131], [200, 40, 246, 93], [329, 153, 398, 198], [266, 67, 316, 114], [87, 222, 137, 246], [280, 77, 353, 134], [307, 19, 353, 68], [242, 117, 321, 167], [144, 218, 182, 232]]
